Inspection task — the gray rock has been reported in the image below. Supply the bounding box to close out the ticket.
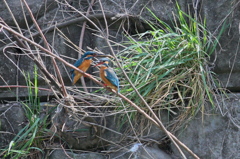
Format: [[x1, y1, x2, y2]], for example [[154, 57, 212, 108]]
[[171, 93, 240, 159], [139, 145, 172, 159], [110, 143, 172, 159], [1, 0, 240, 99], [0, 7, 95, 99], [100, 111, 168, 149], [141, 109, 172, 140], [97, 0, 179, 22], [0, 0, 57, 27], [49, 149, 106, 159], [51, 105, 102, 150], [0, 103, 25, 149], [202, 0, 240, 89]]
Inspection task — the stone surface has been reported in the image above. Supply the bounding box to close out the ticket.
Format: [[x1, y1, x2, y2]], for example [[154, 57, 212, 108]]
[[0, 103, 25, 149], [49, 144, 173, 159], [51, 103, 105, 150], [0, 1, 240, 158], [100, 110, 170, 150], [0, 0, 59, 99], [98, 0, 180, 22], [141, 109, 172, 140], [202, 0, 240, 90], [110, 143, 172, 159], [1, 0, 240, 99], [0, 5, 95, 99], [0, 0, 57, 27], [171, 93, 240, 159], [49, 149, 106, 159]]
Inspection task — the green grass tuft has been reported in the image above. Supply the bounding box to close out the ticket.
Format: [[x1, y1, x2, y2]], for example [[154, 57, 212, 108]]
[[2, 65, 50, 159], [117, 5, 225, 128]]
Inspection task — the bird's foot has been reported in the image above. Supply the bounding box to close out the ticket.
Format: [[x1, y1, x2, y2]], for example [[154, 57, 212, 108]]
[[103, 84, 107, 87], [83, 73, 92, 78]]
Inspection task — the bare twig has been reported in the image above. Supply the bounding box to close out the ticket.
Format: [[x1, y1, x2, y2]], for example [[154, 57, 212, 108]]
[[96, 0, 198, 158], [0, 13, 129, 53], [3, 0, 23, 101], [98, 0, 187, 158], [32, 13, 126, 38], [78, 0, 96, 92], [22, 0, 68, 97], [0, 22, 106, 88], [1, 21, 62, 95], [0, 85, 52, 91], [0, 2, 199, 158]]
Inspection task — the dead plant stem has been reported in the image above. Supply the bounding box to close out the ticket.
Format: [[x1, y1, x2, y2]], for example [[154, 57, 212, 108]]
[[0, 22, 106, 87], [97, 0, 198, 158], [78, 0, 95, 92], [22, 0, 68, 97], [3, 0, 23, 101], [0, 2, 199, 157]]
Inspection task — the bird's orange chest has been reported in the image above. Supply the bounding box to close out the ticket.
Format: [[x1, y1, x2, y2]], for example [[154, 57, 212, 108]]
[[78, 59, 92, 72], [100, 66, 107, 78], [100, 66, 112, 86]]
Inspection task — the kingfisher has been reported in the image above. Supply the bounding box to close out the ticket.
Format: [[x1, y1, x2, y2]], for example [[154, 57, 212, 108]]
[[71, 51, 98, 85], [96, 58, 120, 92]]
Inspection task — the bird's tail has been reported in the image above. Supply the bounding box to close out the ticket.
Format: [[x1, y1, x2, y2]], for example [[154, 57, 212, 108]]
[[72, 73, 82, 85]]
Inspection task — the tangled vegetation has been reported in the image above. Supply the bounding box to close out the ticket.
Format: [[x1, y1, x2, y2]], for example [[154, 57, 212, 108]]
[[0, 1, 228, 159], [117, 6, 225, 130]]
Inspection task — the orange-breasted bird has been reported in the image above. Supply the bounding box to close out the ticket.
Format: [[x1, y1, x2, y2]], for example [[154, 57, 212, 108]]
[[71, 51, 98, 85], [96, 58, 120, 92]]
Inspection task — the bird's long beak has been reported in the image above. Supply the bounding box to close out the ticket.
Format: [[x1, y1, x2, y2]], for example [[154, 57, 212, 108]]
[[94, 61, 105, 67], [93, 53, 98, 57]]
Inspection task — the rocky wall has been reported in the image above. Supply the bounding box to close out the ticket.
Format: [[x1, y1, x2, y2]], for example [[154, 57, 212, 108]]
[[0, 0, 239, 159]]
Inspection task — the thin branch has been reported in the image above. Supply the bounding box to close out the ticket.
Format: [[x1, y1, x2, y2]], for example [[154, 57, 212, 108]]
[[0, 4, 199, 158], [78, 0, 96, 92], [97, 0, 198, 158], [22, 0, 68, 97], [0, 13, 130, 53], [34, 13, 127, 37], [3, 0, 23, 101], [0, 20, 63, 94], [0, 22, 106, 88], [0, 85, 52, 91]]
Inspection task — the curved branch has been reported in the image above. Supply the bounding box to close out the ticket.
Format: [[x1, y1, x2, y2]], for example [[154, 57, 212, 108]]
[[32, 13, 129, 38], [0, 14, 199, 159], [23, 0, 68, 97], [0, 85, 51, 91], [0, 13, 130, 52], [0, 22, 105, 87]]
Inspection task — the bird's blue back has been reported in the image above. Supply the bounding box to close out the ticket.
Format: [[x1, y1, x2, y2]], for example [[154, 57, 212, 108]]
[[73, 58, 84, 68], [104, 67, 120, 91], [70, 51, 96, 79], [72, 51, 95, 68], [70, 58, 84, 79]]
